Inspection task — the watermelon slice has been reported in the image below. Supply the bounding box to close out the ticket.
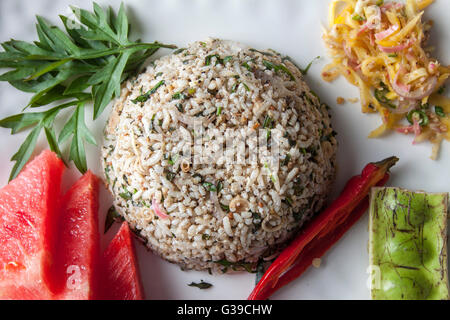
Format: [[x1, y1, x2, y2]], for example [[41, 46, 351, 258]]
[[0, 150, 64, 299], [0, 150, 141, 300], [52, 171, 100, 300], [101, 222, 145, 300]]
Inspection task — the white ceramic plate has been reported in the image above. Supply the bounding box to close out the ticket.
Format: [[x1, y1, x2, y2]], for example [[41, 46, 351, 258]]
[[0, 0, 448, 300]]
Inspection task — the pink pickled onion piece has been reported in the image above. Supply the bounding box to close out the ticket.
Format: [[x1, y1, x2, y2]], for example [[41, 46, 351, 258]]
[[395, 120, 422, 142], [343, 44, 353, 58], [397, 82, 411, 93], [360, 18, 381, 33], [389, 99, 418, 114], [392, 70, 437, 100], [381, 2, 404, 12], [375, 25, 399, 41], [343, 43, 359, 69], [429, 62, 437, 72], [378, 41, 409, 53], [378, 37, 416, 53], [152, 198, 169, 219], [412, 119, 421, 144], [396, 126, 414, 134], [357, 24, 369, 36], [405, 52, 415, 61], [378, 44, 405, 53], [358, 6, 381, 34]]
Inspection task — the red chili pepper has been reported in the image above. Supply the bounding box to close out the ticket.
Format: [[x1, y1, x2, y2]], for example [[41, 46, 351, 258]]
[[248, 157, 398, 300]]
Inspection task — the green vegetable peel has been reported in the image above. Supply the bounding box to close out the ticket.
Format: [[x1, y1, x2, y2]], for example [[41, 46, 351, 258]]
[[369, 187, 449, 300]]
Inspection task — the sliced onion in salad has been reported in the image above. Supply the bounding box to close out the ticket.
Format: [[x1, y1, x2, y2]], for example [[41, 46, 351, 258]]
[[375, 25, 399, 41], [412, 118, 422, 144], [388, 99, 418, 114], [152, 198, 170, 219], [378, 38, 415, 53], [391, 69, 437, 101]]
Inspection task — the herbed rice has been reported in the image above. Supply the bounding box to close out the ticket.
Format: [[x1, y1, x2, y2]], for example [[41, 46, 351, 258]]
[[102, 38, 338, 272]]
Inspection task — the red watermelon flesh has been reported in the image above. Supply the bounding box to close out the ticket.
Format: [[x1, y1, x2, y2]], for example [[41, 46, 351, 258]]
[[102, 222, 145, 300], [52, 171, 100, 300], [0, 150, 64, 300]]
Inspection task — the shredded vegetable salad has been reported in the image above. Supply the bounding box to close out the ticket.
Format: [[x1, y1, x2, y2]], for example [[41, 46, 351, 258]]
[[322, 0, 450, 159]]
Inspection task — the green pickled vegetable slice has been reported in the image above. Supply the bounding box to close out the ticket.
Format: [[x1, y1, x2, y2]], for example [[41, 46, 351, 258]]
[[369, 187, 449, 300]]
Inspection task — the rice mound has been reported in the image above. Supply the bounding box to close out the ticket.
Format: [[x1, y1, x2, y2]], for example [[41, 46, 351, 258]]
[[102, 38, 337, 272]]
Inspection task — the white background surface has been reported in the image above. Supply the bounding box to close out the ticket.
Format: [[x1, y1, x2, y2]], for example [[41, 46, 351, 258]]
[[0, 0, 448, 300]]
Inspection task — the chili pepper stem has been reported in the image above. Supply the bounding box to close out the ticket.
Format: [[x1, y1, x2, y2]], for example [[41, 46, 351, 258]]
[[372, 156, 399, 171]]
